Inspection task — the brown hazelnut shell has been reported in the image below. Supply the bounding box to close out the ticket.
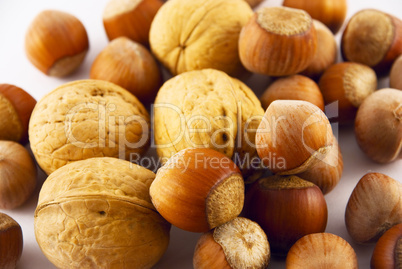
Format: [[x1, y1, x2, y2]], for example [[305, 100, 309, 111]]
[[0, 213, 23, 269], [371, 223, 402, 268]]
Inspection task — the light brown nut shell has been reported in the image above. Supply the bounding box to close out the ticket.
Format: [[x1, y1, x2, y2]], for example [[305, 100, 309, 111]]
[[29, 79, 150, 175], [149, 0, 253, 76], [34, 157, 170, 269], [153, 69, 264, 176]]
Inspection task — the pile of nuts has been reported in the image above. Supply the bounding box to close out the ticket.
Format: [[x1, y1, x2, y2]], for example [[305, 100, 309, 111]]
[[0, 0, 401, 268]]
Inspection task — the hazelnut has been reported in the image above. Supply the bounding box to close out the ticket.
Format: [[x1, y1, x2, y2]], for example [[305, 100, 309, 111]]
[[283, 0, 347, 34], [193, 217, 270, 269], [239, 6, 317, 77], [245, 0, 263, 8], [244, 175, 328, 255], [103, 0, 163, 46], [256, 100, 333, 174], [153, 69, 264, 180], [341, 9, 402, 73], [260, 75, 325, 111], [390, 55, 402, 90], [0, 213, 23, 269], [319, 62, 377, 124], [371, 223, 402, 268], [150, 148, 245, 233], [0, 84, 36, 143], [150, 0, 253, 76], [286, 233, 358, 268], [29, 79, 150, 175], [345, 173, 402, 244], [25, 10, 89, 77], [0, 141, 36, 209], [90, 37, 162, 106], [35, 157, 170, 268], [355, 88, 402, 163], [297, 136, 343, 195], [301, 20, 337, 79]]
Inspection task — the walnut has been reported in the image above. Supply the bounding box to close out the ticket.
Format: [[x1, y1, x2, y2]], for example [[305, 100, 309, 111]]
[[34, 157, 170, 269], [29, 80, 150, 175]]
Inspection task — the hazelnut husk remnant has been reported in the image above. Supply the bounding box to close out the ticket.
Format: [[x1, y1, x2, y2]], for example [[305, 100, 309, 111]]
[[25, 10, 89, 77], [0, 213, 23, 269], [244, 175, 328, 255], [193, 217, 270, 269], [150, 0, 253, 76], [341, 9, 402, 73], [355, 88, 401, 163], [345, 173, 402, 244], [239, 6, 317, 77], [371, 223, 402, 268], [0, 84, 36, 143], [29, 79, 150, 175], [34, 157, 170, 269], [150, 148, 245, 233], [286, 233, 358, 268]]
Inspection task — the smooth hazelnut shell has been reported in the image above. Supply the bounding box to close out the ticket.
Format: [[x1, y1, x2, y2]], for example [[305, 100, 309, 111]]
[[0, 84, 36, 143], [260, 75, 325, 111], [25, 10, 89, 77], [341, 9, 402, 74], [256, 100, 333, 174], [193, 217, 270, 269], [355, 88, 402, 163], [371, 223, 402, 268], [283, 0, 347, 34], [390, 55, 402, 90], [90, 37, 162, 107], [150, 148, 245, 233], [286, 233, 358, 268], [301, 20, 337, 79], [345, 173, 402, 244], [0, 213, 23, 269], [319, 62, 377, 124], [0, 141, 37, 209], [244, 175, 328, 255], [245, 0, 263, 8], [239, 7, 317, 77], [103, 0, 163, 46]]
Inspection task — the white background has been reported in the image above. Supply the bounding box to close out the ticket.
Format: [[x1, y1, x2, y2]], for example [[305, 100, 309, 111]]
[[0, 0, 401, 268]]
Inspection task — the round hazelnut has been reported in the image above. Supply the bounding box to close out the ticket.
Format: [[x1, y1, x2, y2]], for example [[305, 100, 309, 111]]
[[283, 0, 347, 34], [345, 173, 402, 244], [150, 0, 253, 76], [153, 69, 264, 180], [29, 79, 150, 175], [35, 157, 170, 268], [103, 0, 163, 46], [260, 75, 325, 111], [25, 10, 89, 77], [150, 148, 245, 233], [301, 20, 337, 79], [256, 100, 333, 174], [239, 6, 317, 77], [341, 9, 402, 73], [0, 213, 23, 269], [0, 84, 36, 143], [244, 175, 328, 255], [286, 233, 358, 268], [0, 141, 36, 209], [90, 37, 162, 106], [355, 88, 401, 163], [297, 136, 343, 195], [390, 54, 402, 90], [319, 62, 377, 124], [371, 223, 402, 268], [193, 217, 270, 269]]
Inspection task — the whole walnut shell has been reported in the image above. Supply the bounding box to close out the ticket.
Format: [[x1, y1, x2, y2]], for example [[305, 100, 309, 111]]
[[154, 69, 264, 180], [34, 157, 170, 269], [29, 79, 150, 175]]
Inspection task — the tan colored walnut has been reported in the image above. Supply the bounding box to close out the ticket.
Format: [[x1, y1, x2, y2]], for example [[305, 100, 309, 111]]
[[29, 79, 150, 175], [34, 157, 170, 269], [150, 0, 253, 76], [153, 69, 264, 180]]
